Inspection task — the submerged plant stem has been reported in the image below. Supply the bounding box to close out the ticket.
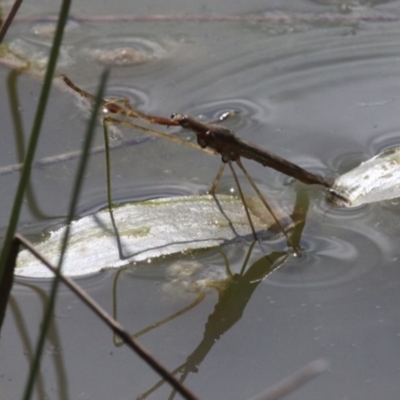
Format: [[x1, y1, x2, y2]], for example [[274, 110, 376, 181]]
[[0, 0, 71, 307]]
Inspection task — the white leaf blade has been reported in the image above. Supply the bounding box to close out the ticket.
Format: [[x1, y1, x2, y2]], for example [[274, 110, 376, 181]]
[[16, 194, 287, 278]]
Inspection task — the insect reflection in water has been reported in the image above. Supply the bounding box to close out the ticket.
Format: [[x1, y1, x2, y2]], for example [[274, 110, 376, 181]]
[[111, 190, 309, 399]]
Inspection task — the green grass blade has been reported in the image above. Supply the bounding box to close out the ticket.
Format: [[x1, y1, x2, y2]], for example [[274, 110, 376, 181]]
[[0, 0, 71, 285], [0, 0, 24, 44], [22, 69, 110, 400]]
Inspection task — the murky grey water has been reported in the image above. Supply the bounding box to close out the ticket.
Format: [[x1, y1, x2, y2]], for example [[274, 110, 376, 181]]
[[2, 1, 400, 399]]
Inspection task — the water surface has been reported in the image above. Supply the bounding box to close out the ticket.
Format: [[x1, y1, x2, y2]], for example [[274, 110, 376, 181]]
[[1, 1, 400, 399]]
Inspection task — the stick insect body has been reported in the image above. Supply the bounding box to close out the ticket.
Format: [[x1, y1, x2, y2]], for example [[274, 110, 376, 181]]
[[170, 114, 331, 188], [61, 75, 331, 250]]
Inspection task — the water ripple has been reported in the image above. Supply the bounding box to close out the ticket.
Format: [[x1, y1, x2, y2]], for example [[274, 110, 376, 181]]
[[266, 224, 382, 288], [179, 97, 271, 135], [80, 35, 168, 68]]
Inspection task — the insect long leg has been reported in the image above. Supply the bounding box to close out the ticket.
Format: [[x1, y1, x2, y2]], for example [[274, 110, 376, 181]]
[[207, 162, 242, 238], [101, 115, 215, 211], [61, 74, 97, 102], [62, 74, 178, 126], [104, 116, 214, 154], [208, 163, 226, 195], [103, 118, 114, 209], [227, 161, 258, 240], [235, 158, 299, 253], [121, 97, 179, 126]]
